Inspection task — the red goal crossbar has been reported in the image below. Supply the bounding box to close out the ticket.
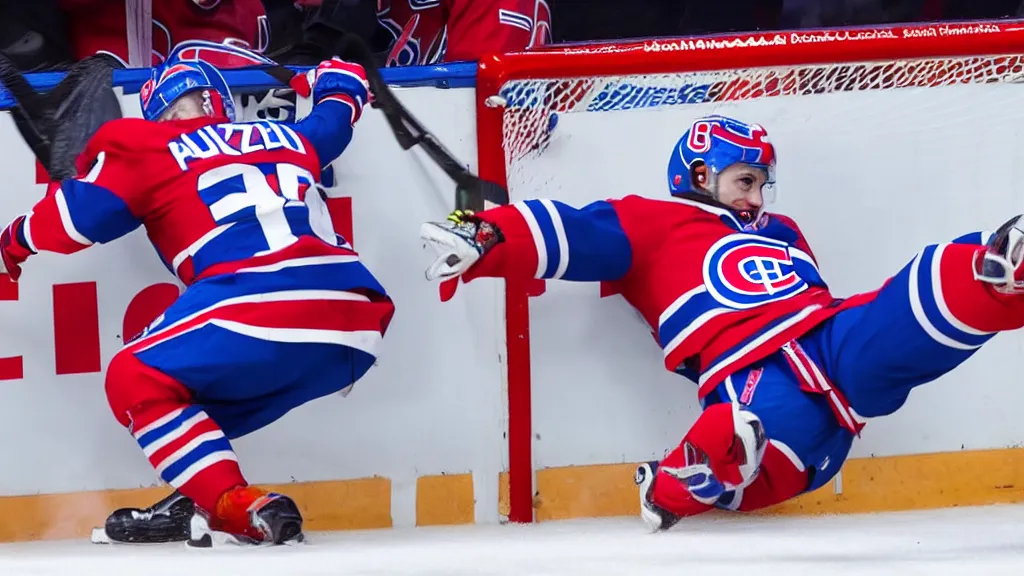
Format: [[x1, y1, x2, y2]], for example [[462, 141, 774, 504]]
[[474, 19, 1024, 524]]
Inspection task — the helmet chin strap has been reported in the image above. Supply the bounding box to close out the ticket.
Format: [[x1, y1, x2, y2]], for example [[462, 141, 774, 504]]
[[737, 210, 765, 229]]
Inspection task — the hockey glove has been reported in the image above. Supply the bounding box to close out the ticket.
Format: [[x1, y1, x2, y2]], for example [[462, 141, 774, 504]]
[[0, 215, 33, 282], [421, 209, 504, 291], [308, 57, 372, 124]]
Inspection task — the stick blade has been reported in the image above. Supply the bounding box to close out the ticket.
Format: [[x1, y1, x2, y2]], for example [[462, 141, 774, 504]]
[[47, 56, 122, 180], [0, 52, 53, 168]]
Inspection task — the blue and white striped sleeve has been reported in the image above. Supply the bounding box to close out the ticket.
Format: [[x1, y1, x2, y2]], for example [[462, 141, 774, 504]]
[[951, 231, 995, 246], [475, 199, 633, 283]]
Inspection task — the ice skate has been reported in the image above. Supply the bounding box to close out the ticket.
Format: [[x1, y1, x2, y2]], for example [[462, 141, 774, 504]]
[[91, 490, 194, 544], [187, 486, 305, 548], [975, 214, 1024, 294], [635, 462, 682, 532]]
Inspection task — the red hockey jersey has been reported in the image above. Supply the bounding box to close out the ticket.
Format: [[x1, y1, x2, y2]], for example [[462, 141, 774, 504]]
[[378, 0, 551, 66], [12, 101, 384, 297], [463, 195, 851, 396]]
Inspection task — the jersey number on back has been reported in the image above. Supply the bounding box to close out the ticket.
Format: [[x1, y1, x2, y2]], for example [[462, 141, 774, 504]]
[[197, 163, 334, 257]]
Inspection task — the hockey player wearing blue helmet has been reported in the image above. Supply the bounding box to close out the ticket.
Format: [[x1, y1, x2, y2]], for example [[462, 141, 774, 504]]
[[420, 114, 1024, 529], [1, 44, 390, 546]]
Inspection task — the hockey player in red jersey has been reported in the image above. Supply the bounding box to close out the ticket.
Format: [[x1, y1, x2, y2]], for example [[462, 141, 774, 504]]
[[379, 0, 551, 66], [0, 54, 392, 546], [420, 115, 1024, 529]]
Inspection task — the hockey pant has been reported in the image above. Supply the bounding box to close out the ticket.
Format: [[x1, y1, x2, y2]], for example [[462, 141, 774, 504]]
[[104, 268, 394, 514], [651, 234, 1024, 517]]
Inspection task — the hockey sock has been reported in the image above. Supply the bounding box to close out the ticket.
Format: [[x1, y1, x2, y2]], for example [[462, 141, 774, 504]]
[[105, 351, 248, 514], [927, 243, 1024, 333], [129, 403, 247, 514]]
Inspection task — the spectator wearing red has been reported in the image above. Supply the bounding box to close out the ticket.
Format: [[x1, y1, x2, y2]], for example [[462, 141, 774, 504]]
[[378, 0, 552, 66], [60, 0, 268, 66]]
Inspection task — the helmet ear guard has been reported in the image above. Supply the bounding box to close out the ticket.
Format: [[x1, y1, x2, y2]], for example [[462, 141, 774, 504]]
[[692, 163, 708, 186], [688, 163, 719, 200], [202, 88, 226, 119], [668, 115, 776, 199], [670, 162, 708, 191], [139, 60, 235, 122]]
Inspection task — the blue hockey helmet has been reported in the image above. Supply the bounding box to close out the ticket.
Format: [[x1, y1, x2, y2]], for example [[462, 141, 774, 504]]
[[140, 59, 235, 122], [667, 115, 776, 203]]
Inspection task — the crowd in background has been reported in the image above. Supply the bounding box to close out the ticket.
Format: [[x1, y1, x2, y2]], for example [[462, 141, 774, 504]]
[[554, 0, 1024, 41], [0, 0, 1021, 74]]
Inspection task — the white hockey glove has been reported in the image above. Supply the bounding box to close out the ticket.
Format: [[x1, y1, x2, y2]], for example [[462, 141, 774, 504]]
[[420, 210, 503, 281]]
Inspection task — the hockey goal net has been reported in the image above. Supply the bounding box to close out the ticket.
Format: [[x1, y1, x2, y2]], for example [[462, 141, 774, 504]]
[[478, 21, 1024, 523]]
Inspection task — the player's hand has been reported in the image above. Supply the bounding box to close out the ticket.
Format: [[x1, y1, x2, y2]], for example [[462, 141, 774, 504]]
[[0, 215, 32, 282], [446, 209, 477, 227], [309, 57, 372, 124], [420, 210, 503, 282]]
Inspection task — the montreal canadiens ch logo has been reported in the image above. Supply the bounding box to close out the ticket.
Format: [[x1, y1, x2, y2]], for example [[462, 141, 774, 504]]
[[703, 234, 808, 309]]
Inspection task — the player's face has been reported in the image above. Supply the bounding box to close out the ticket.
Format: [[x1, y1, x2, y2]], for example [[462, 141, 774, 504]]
[[158, 92, 208, 122], [716, 164, 767, 212]]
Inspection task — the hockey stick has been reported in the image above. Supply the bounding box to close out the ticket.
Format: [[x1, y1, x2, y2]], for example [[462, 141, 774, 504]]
[[0, 54, 122, 181], [341, 36, 510, 211], [261, 37, 510, 212]]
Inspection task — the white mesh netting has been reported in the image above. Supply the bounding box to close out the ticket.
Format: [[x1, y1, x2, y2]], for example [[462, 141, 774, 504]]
[[497, 54, 1024, 178]]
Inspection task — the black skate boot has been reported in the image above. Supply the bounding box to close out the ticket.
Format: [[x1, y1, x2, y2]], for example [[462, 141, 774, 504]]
[[188, 487, 305, 548], [91, 491, 194, 544], [250, 492, 305, 545], [635, 462, 683, 532]]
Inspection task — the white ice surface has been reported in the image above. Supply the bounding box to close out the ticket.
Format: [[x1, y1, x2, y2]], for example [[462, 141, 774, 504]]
[[1, 505, 1023, 576]]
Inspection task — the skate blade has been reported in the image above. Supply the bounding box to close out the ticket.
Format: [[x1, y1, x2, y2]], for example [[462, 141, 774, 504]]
[[187, 515, 305, 549], [90, 527, 112, 544], [186, 531, 306, 549], [91, 526, 191, 546]]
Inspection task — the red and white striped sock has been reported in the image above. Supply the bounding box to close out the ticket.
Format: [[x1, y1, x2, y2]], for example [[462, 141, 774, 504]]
[[130, 403, 246, 513]]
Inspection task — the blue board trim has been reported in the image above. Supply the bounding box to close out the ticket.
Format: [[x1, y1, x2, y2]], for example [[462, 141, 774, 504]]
[[0, 61, 478, 110]]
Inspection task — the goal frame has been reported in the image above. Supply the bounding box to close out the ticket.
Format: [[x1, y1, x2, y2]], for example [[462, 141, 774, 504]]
[[474, 19, 1024, 523]]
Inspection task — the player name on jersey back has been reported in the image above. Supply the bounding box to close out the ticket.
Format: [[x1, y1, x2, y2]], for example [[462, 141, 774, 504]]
[[168, 121, 307, 171]]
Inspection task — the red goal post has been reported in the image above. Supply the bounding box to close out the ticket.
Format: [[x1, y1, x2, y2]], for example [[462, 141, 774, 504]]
[[473, 20, 1024, 524]]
